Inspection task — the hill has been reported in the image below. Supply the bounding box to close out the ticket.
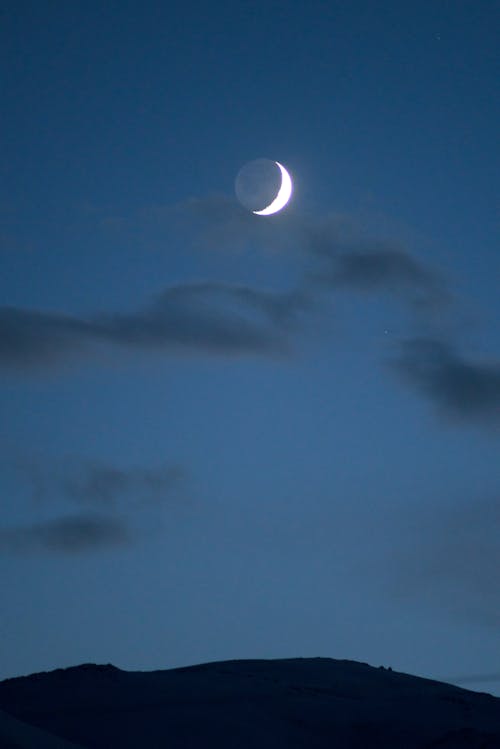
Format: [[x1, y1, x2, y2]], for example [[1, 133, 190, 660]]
[[1, 658, 499, 748]]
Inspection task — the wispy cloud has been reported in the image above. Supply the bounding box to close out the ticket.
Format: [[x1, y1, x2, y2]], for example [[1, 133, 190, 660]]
[[53, 460, 185, 508], [0, 514, 130, 554], [0, 282, 307, 371], [1, 457, 188, 555], [0, 205, 446, 374], [3, 193, 499, 436], [182, 195, 449, 312], [0, 307, 98, 368], [96, 282, 308, 351], [311, 247, 447, 311], [391, 338, 500, 428]]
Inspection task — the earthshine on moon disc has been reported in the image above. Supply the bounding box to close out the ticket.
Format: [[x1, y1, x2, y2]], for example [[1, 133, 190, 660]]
[[235, 159, 293, 215]]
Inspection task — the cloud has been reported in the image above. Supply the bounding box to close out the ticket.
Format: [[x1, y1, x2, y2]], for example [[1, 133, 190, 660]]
[[21, 456, 186, 508], [182, 195, 449, 311], [96, 281, 308, 352], [0, 307, 98, 368], [172, 193, 295, 250], [1, 457, 187, 555], [4, 193, 497, 438], [57, 460, 185, 507], [312, 247, 447, 310], [0, 514, 130, 554], [391, 338, 500, 427], [0, 281, 307, 371], [0, 196, 452, 376], [393, 496, 500, 626]]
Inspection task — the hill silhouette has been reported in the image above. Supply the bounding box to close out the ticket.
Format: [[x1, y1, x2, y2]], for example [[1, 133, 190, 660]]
[[1, 658, 499, 748]]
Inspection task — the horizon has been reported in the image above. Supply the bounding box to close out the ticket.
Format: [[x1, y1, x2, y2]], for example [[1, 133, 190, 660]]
[[3, 655, 500, 699]]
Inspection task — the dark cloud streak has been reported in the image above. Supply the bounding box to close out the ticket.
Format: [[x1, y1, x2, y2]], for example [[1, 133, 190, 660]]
[[0, 199, 451, 376], [183, 195, 449, 310], [1, 458, 187, 555], [0, 307, 98, 367], [3, 195, 498, 437], [312, 247, 447, 310], [392, 338, 500, 427], [0, 514, 130, 554], [59, 461, 185, 507], [0, 282, 306, 371]]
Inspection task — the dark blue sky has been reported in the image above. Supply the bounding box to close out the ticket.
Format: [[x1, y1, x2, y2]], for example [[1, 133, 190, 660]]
[[1, 1, 499, 692]]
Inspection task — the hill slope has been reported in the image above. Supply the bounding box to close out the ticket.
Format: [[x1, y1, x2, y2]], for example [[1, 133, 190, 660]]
[[1, 658, 499, 748]]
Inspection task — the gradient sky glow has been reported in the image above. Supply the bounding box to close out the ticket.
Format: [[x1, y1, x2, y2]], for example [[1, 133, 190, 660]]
[[1, 1, 499, 694]]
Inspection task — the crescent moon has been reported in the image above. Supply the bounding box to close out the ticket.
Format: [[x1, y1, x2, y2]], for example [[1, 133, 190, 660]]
[[252, 162, 293, 216]]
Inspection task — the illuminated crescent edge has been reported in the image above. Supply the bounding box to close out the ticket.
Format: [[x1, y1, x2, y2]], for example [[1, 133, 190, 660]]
[[252, 161, 293, 215]]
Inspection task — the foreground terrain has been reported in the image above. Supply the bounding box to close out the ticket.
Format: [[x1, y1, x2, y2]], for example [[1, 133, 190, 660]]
[[1, 658, 499, 748]]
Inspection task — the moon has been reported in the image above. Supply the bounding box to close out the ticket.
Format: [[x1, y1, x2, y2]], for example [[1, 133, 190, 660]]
[[252, 162, 293, 216], [235, 159, 293, 215]]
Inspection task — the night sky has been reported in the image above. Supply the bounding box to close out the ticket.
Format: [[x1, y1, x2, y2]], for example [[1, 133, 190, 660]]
[[1, 2, 499, 693]]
